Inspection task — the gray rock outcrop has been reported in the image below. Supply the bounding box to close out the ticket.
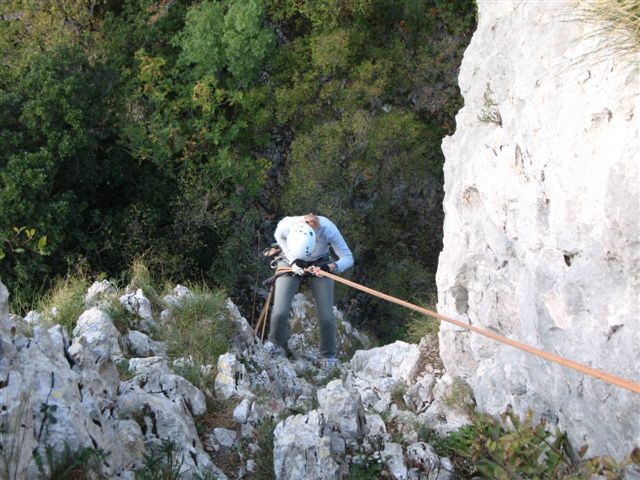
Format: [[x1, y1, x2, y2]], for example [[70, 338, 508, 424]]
[[437, 0, 640, 458], [0, 281, 225, 479]]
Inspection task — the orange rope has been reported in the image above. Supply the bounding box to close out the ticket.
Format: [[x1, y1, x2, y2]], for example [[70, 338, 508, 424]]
[[309, 268, 640, 395]]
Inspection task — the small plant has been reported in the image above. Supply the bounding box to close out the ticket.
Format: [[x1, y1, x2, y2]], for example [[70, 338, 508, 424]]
[[316, 365, 342, 387], [348, 453, 384, 479], [135, 439, 184, 480], [37, 275, 88, 334], [116, 359, 135, 381], [443, 377, 475, 415], [477, 82, 502, 126], [105, 296, 132, 334], [252, 418, 276, 480], [390, 383, 408, 408], [416, 424, 447, 451], [33, 442, 107, 480]]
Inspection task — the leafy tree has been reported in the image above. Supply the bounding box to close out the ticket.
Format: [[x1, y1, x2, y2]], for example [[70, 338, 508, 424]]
[[0, 0, 477, 342], [0, 44, 129, 300], [223, 0, 275, 83]]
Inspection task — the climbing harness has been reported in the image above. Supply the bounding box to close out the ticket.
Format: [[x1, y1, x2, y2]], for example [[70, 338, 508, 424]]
[[309, 269, 640, 395], [253, 256, 332, 341], [261, 243, 286, 269]]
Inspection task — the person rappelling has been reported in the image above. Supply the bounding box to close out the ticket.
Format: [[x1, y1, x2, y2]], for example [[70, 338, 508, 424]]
[[265, 213, 353, 368]]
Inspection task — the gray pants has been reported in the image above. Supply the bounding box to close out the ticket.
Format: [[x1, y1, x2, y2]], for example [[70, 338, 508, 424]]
[[268, 263, 336, 358]]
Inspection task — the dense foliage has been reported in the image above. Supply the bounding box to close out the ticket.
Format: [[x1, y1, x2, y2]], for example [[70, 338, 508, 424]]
[[0, 0, 476, 341]]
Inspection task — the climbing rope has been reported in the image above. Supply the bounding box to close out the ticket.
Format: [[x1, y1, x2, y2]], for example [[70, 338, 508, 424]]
[[306, 268, 640, 395], [253, 267, 293, 340]]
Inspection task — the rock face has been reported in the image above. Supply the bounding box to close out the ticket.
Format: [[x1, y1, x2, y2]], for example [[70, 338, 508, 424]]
[[437, 0, 640, 457]]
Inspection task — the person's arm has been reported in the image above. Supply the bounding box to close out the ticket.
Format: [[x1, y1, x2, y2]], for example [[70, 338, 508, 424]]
[[274, 218, 294, 264], [327, 223, 353, 274]]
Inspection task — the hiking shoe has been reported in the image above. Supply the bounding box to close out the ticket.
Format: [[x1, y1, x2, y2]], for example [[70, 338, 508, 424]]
[[321, 356, 340, 369]]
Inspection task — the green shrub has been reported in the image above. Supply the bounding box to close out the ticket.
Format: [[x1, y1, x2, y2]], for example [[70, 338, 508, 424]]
[[429, 407, 637, 479]]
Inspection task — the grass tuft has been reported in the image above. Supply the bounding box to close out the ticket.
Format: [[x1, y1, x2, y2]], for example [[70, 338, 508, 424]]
[[159, 285, 234, 390], [576, 0, 640, 63], [405, 292, 440, 343], [33, 442, 106, 480], [37, 275, 88, 334], [128, 258, 161, 303], [104, 296, 132, 335]]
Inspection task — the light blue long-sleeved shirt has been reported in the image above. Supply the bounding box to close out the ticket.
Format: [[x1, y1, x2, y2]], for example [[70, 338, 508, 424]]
[[274, 215, 354, 273]]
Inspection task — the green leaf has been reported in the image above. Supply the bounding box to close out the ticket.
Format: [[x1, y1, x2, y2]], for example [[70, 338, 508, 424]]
[[37, 235, 47, 252], [14, 248, 25, 253]]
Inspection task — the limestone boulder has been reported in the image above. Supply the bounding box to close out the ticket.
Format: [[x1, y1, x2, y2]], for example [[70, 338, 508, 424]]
[[346, 341, 421, 413], [127, 330, 167, 358], [273, 411, 342, 480], [120, 289, 156, 333], [0, 324, 131, 478], [125, 356, 206, 416], [317, 379, 366, 446], [115, 384, 224, 479], [85, 280, 118, 308], [214, 352, 251, 400], [383, 442, 407, 480]]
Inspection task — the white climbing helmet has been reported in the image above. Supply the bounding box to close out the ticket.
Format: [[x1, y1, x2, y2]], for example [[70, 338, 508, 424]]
[[287, 222, 316, 260]]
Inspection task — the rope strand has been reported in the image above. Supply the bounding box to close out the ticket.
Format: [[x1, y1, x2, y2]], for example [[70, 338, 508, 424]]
[[309, 268, 640, 395]]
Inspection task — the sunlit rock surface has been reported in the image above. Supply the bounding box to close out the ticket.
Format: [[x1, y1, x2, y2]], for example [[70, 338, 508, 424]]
[[437, 0, 640, 458]]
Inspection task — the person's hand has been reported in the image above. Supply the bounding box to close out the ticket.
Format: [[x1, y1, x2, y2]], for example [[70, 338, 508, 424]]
[[310, 263, 335, 276], [291, 263, 305, 276]]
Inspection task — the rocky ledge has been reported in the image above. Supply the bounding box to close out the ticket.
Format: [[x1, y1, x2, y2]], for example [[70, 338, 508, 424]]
[[0, 278, 467, 479]]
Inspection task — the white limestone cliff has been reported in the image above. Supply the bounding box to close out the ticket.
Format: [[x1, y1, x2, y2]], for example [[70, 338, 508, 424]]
[[437, 0, 639, 458]]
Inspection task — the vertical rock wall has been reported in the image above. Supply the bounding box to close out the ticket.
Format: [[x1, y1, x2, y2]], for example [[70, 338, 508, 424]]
[[437, 0, 639, 457]]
